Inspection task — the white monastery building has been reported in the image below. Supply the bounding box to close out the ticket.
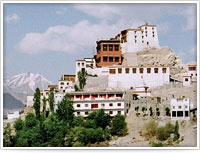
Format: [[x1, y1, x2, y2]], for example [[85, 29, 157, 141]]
[[171, 98, 190, 120], [54, 91, 127, 117], [116, 23, 160, 53]]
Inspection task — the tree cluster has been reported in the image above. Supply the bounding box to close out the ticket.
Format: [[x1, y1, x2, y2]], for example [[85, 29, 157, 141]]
[[3, 89, 127, 147]]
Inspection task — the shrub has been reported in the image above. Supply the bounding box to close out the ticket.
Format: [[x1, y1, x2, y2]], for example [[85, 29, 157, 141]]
[[156, 123, 174, 141], [73, 116, 84, 127], [151, 141, 164, 147], [143, 120, 158, 139], [72, 141, 85, 147]]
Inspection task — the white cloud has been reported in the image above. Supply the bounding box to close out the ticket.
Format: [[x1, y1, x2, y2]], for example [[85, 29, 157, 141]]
[[157, 22, 170, 34], [5, 13, 20, 23], [74, 4, 120, 20], [18, 20, 128, 54], [55, 7, 67, 15], [182, 6, 197, 31]]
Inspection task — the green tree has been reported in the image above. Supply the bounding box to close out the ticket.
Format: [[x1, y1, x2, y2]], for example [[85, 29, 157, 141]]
[[14, 118, 24, 131], [135, 106, 139, 112], [42, 96, 47, 117], [78, 68, 88, 90], [25, 113, 37, 128], [111, 115, 127, 136], [174, 121, 180, 141], [48, 88, 55, 113], [74, 84, 80, 92], [3, 123, 13, 147], [94, 109, 111, 129], [165, 107, 171, 116], [33, 88, 41, 120], [149, 107, 153, 116], [56, 94, 74, 125], [73, 116, 84, 127]]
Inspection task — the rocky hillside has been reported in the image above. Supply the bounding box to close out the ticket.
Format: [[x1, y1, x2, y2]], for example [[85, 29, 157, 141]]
[[137, 47, 187, 76]]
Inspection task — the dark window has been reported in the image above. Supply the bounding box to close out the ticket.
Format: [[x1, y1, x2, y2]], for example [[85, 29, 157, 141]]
[[185, 78, 188, 82], [63, 90, 65, 92], [135, 35, 137, 38], [101, 104, 105, 107], [152, 27, 154, 30], [77, 104, 80, 107], [85, 112, 88, 115], [82, 63, 84, 66], [109, 45, 113, 51], [147, 41, 149, 44], [118, 111, 121, 115], [135, 40, 137, 43], [60, 82, 64, 85], [103, 44, 107, 51], [142, 40, 144, 43], [114, 45, 119, 51], [115, 57, 119, 62], [109, 103, 113, 107], [147, 68, 151, 73], [118, 68, 122, 74], [125, 68, 129, 73], [109, 69, 116, 74], [91, 104, 98, 109], [189, 67, 196, 71], [109, 111, 113, 115], [103, 56, 107, 62], [177, 111, 183, 117], [132, 68, 137, 73], [77, 112, 80, 115], [109, 57, 113, 62], [78, 63, 80, 66], [139, 68, 143, 73], [172, 111, 176, 117], [154, 68, 159, 73], [185, 111, 189, 117], [153, 35, 155, 37], [162, 68, 167, 73], [117, 103, 121, 106], [85, 104, 88, 107], [145, 27, 147, 30], [142, 36, 144, 39]]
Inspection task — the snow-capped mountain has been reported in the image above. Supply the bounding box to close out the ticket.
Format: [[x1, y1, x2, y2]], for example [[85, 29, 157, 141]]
[[4, 72, 52, 102]]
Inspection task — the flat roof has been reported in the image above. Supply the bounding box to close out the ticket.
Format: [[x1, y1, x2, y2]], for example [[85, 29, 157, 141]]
[[96, 40, 120, 43], [68, 90, 124, 95]]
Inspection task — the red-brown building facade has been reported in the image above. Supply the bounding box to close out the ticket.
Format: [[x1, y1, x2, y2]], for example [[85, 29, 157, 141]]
[[95, 40, 122, 67]]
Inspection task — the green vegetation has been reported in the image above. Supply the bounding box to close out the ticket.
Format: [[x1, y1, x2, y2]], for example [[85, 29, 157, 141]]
[[151, 141, 164, 147], [78, 69, 88, 90], [48, 88, 55, 113], [135, 106, 139, 112], [165, 107, 171, 116], [4, 90, 127, 147], [33, 88, 41, 120], [174, 121, 180, 141], [143, 120, 180, 146]]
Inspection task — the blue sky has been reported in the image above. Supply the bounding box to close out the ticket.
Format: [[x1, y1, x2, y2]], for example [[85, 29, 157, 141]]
[[3, 3, 197, 84]]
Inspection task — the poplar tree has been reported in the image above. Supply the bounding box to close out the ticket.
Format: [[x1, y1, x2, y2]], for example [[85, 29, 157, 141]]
[[48, 88, 55, 113], [33, 88, 41, 120], [42, 97, 47, 116]]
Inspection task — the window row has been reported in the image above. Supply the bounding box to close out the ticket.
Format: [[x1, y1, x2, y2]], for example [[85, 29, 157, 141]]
[[172, 105, 188, 109], [77, 62, 85, 67], [172, 111, 189, 117], [76, 110, 122, 116], [103, 44, 119, 51], [109, 68, 167, 74], [102, 56, 120, 62], [76, 103, 122, 108]]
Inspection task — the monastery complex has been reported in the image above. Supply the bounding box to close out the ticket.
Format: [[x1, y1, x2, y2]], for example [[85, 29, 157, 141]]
[[26, 23, 197, 120]]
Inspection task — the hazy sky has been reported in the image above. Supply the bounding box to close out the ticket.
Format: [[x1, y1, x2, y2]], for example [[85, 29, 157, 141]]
[[3, 3, 197, 84]]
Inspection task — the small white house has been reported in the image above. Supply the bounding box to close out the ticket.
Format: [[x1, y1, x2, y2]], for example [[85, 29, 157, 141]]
[[7, 111, 20, 120], [170, 98, 190, 120], [133, 85, 151, 97], [183, 75, 191, 87], [58, 80, 75, 93], [27, 95, 34, 107]]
